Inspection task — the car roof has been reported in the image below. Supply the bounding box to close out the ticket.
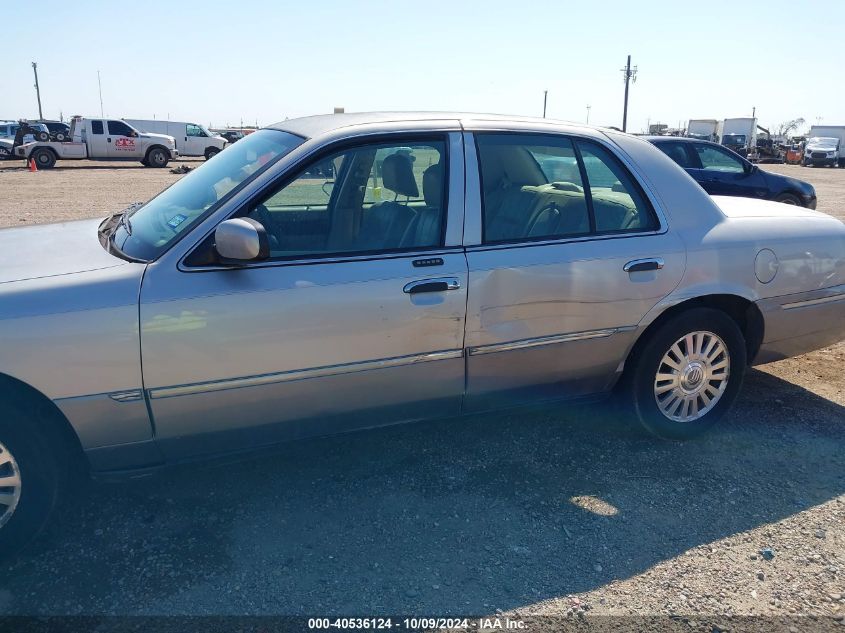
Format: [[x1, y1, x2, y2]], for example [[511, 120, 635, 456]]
[[268, 111, 604, 140], [643, 136, 708, 143]]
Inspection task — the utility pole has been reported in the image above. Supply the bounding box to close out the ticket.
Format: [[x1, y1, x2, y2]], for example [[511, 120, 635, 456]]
[[543, 90, 548, 118], [586, 104, 591, 124], [97, 70, 104, 117], [32, 62, 43, 119], [620, 54, 638, 133]]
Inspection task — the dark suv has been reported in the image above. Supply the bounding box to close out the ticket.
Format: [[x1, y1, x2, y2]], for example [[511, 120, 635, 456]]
[[647, 137, 816, 208]]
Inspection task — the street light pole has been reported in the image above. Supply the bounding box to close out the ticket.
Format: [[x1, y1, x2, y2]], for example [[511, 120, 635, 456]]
[[543, 90, 548, 118], [586, 104, 591, 125], [97, 70, 104, 117], [32, 62, 43, 119], [620, 54, 638, 133]]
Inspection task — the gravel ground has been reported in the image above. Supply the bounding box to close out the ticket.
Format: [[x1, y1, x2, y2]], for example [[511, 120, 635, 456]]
[[0, 159, 843, 620]]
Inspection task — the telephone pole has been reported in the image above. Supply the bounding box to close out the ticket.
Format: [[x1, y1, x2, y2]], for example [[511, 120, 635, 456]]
[[620, 54, 638, 133], [32, 62, 43, 119], [543, 90, 548, 118]]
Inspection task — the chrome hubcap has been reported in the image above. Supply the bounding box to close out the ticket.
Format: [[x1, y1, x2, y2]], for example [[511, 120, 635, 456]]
[[654, 331, 730, 422], [0, 441, 22, 529]]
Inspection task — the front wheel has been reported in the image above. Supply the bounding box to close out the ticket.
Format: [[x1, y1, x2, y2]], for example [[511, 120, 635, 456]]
[[204, 147, 220, 161], [0, 404, 63, 560], [145, 148, 169, 168], [624, 308, 747, 439], [775, 193, 800, 206]]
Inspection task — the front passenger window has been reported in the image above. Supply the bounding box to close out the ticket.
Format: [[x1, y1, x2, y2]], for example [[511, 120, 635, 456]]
[[244, 140, 447, 259]]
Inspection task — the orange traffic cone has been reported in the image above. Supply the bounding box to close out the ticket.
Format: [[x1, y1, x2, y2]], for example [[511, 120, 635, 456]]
[[29, 158, 37, 172]]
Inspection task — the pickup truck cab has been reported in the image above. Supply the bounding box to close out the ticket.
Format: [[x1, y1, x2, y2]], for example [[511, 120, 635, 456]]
[[14, 116, 178, 169]]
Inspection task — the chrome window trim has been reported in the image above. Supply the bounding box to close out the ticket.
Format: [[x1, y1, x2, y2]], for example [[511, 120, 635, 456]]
[[148, 349, 464, 400], [459, 125, 670, 248], [467, 326, 637, 356], [169, 125, 465, 273]]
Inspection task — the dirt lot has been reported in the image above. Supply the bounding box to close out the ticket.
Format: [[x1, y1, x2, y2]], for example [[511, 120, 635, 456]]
[[0, 159, 844, 623]]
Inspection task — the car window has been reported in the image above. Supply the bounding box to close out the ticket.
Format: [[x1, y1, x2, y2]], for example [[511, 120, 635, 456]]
[[187, 124, 206, 137], [694, 144, 745, 173], [91, 120, 104, 135], [577, 140, 657, 233], [108, 120, 135, 136], [243, 140, 447, 260], [656, 142, 695, 168], [476, 134, 589, 242]]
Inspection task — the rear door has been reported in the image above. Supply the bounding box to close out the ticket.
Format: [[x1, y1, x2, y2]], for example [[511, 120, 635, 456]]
[[106, 120, 144, 159], [86, 120, 110, 157], [139, 131, 468, 460], [463, 130, 685, 409]]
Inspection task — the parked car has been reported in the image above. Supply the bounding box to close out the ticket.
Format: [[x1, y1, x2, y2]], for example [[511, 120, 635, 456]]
[[0, 138, 13, 160], [802, 136, 841, 168], [124, 119, 227, 160], [806, 125, 845, 167], [214, 129, 245, 144], [0, 121, 50, 144], [2, 113, 844, 558], [36, 120, 72, 142], [647, 137, 816, 207]]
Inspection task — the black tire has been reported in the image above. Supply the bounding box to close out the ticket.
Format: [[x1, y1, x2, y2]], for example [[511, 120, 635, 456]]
[[204, 147, 220, 161], [31, 148, 56, 169], [54, 132, 67, 142], [624, 308, 747, 440], [775, 193, 800, 206], [35, 131, 49, 142], [0, 401, 63, 560], [145, 147, 168, 168]]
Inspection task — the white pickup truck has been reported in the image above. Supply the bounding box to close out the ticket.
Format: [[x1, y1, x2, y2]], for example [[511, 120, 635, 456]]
[[14, 116, 178, 169]]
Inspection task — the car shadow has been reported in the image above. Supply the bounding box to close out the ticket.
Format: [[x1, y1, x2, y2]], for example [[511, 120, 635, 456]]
[[3, 368, 844, 615]]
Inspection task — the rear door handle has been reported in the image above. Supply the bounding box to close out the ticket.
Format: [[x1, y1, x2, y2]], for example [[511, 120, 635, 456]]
[[403, 277, 461, 294], [624, 258, 665, 273]]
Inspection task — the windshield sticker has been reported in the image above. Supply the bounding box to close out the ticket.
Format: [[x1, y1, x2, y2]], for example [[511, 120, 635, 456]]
[[167, 214, 188, 229]]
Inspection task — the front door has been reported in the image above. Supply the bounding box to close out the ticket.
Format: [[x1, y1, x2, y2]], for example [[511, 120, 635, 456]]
[[688, 142, 768, 198], [106, 120, 143, 159], [139, 133, 468, 460], [463, 132, 685, 409], [184, 123, 207, 156]]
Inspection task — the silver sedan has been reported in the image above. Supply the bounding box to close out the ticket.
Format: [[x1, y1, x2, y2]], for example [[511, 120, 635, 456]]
[[1, 112, 844, 557]]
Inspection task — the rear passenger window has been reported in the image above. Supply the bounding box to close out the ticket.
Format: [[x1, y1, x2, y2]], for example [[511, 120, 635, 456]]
[[243, 139, 447, 260], [476, 135, 589, 243], [476, 134, 657, 243], [91, 121, 104, 135], [577, 141, 657, 233], [657, 142, 694, 168]]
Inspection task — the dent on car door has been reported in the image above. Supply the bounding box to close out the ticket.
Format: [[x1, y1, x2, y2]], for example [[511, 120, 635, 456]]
[[138, 132, 468, 460], [463, 132, 685, 409]]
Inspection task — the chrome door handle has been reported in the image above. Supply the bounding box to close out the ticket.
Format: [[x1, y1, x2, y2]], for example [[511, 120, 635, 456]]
[[403, 277, 461, 294], [624, 257, 665, 273]]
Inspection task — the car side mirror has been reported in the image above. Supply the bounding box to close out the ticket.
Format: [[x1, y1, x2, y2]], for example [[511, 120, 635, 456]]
[[214, 218, 270, 263]]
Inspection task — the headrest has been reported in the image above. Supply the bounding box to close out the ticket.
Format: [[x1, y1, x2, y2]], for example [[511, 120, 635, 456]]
[[422, 164, 442, 207], [381, 153, 419, 198]]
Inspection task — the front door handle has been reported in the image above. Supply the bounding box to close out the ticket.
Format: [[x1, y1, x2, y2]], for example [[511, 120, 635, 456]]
[[403, 277, 461, 294], [624, 257, 665, 273]]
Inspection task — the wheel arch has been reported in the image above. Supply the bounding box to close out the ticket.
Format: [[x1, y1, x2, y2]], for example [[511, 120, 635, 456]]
[[0, 372, 88, 476], [32, 146, 58, 162], [622, 294, 765, 379], [143, 144, 169, 160]]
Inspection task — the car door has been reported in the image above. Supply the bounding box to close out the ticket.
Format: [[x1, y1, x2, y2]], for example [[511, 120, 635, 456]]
[[86, 120, 110, 157], [688, 142, 768, 198], [106, 120, 143, 159], [184, 123, 206, 156], [139, 132, 468, 460], [462, 130, 685, 410]]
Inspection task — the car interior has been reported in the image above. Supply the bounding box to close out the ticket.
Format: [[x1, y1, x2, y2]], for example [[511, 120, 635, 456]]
[[477, 139, 652, 242], [247, 143, 446, 258]]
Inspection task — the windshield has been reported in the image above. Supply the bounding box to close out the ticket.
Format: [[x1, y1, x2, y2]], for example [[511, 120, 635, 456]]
[[110, 129, 304, 261], [808, 137, 838, 147], [723, 134, 746, 145]]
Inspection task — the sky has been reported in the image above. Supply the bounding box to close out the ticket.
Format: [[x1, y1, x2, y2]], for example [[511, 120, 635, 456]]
[[3, 0, 844, 134]]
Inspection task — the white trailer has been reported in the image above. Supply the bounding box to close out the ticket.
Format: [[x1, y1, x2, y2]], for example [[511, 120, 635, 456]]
[[15, 116, 178, 169], [807, 125, 845, 167], [721, 118, 757, 157], [125, 119, 226, 160], [686, 119, 720, 142]]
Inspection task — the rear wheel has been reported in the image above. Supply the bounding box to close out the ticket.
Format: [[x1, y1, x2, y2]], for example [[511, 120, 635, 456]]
[[0, 403, 63, 560], [31, 148, 56, 169], [145, 147, 168, 168], [35, 131, 49, 142], [624, 308, 747, 440], [54, 132, 67, 142]]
